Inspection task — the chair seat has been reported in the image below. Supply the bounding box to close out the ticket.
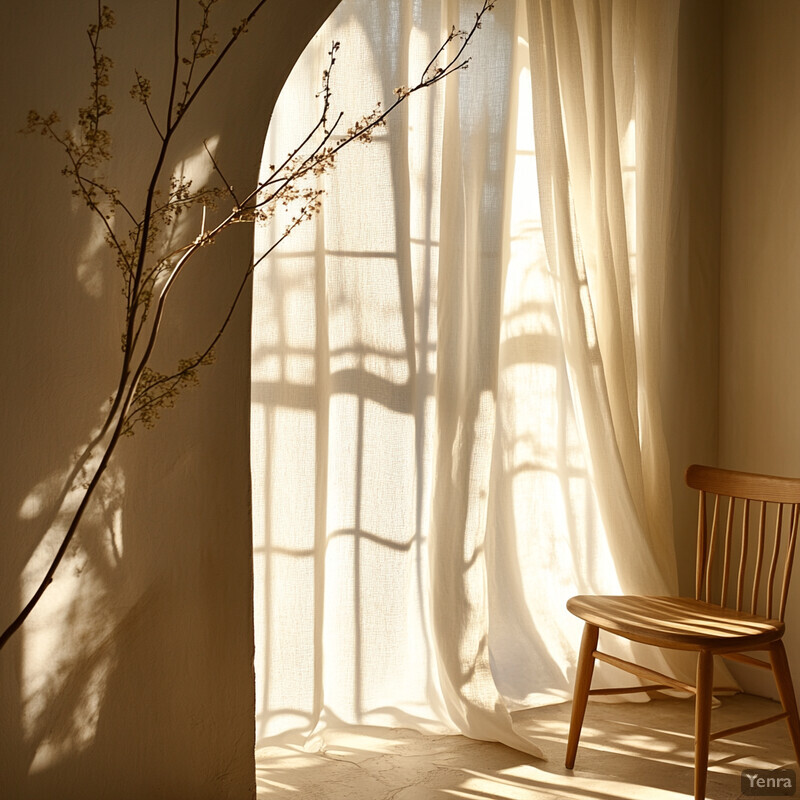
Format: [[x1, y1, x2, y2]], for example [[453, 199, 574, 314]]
[[567, 595, 784, 652]]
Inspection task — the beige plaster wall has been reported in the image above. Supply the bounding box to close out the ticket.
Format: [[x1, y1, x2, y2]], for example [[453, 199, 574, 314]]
[[720, 0, 800, 696], [0, 1, 336, 798], [663, 0, 723, 598]]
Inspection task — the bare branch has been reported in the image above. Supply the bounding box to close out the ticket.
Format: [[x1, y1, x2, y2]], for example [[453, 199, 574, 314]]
[[2, 0, 496, 653], [203, 139, 239, 206], [175, 0, 270, 123], [131, 70, 164, 139]]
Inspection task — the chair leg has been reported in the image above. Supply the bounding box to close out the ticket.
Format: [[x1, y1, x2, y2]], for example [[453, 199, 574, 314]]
[[565, 623, 599, 769], [694, 650, 714, 800], [769, 640, 800, 765]]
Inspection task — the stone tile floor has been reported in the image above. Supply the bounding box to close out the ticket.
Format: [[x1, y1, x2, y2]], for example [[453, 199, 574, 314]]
[[256, 694, 797, 799]]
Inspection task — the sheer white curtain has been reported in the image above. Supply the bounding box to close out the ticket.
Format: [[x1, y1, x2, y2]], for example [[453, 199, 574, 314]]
[[523, 0, 704, 691], [528, 0, 680, 597], [251, 0, 685, 755]]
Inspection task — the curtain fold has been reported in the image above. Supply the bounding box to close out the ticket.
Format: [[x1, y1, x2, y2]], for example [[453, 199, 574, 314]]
[[251, 0, 692, 756], [427, 0, 544, 753], [526, 0, 680, 599], [525, 0, 708, 688]]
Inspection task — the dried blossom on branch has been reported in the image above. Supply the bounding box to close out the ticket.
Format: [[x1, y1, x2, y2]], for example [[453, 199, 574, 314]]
[[0, 0, 496, 650]]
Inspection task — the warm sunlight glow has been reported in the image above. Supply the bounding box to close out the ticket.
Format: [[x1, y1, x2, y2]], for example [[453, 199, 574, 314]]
[[489, 52, 629, 707], [251, 0, 650, 748], [19, 453, 124, 773], [250, 0, 483, 739], [621, 116, 638, 341]]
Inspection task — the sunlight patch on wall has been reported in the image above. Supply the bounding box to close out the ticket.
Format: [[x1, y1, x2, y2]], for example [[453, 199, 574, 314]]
[[167, 134, 221, 247], [76, 226, 110, 299], [18, 452, 124, 773]]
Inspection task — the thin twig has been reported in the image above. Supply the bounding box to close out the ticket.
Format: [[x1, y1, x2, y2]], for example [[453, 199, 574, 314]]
[[203, 139, 239, 205], [0, 0, 495, 652]]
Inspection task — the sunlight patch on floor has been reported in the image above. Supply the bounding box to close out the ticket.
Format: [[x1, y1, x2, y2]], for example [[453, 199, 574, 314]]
[[256, 694, 797, 799]]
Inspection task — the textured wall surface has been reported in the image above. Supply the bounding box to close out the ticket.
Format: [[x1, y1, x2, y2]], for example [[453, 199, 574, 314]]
[[0, 1, 337, 797], [720, 0, 800, 697], [664, 0, 723, 598]]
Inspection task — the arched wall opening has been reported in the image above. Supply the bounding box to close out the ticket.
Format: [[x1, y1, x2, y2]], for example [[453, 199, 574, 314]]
[[249, 0, 728, 767]]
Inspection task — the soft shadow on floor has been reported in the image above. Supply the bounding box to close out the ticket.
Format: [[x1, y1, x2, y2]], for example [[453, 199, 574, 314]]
[[256, 694, 797, 799]]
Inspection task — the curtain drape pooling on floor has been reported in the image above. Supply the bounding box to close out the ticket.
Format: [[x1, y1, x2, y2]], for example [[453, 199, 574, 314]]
[[251, 0, 686, 755]]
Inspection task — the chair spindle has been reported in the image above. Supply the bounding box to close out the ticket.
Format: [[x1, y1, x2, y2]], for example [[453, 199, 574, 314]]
[[779, 504, 799, 620], [766, 504, 784, 619], [696, 490, 706, 600], [736, 498, 750, 612], [721, 496, 735, 606], [704, 494, 721, 604], [751, 501, 767, 615]]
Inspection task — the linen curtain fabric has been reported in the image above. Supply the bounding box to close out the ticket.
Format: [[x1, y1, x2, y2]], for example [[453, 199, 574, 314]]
[[251, 0, 684, 754], [525, 0, 707, 690], [527, 0, 680, 597]]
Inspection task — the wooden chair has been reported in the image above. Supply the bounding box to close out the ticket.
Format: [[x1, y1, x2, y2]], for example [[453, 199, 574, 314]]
[[565, 464, 800, 800]]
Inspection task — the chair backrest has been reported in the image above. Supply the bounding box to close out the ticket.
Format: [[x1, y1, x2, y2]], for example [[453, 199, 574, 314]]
[[686, 464, 800, 621]]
